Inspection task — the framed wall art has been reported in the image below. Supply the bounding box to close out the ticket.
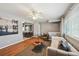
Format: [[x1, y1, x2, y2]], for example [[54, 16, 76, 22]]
[[0, 18, 18, 36]]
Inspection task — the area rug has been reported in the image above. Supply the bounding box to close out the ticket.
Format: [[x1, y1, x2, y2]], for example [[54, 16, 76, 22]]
[[32, 43, 45, 53], [16, 41, 50, 56]]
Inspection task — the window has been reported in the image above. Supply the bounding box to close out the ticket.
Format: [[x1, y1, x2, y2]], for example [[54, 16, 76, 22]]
[[64, 12, 79, 38]]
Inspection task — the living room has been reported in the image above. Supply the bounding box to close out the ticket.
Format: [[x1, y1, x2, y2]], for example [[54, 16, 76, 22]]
[[0, 3, 79, 56]]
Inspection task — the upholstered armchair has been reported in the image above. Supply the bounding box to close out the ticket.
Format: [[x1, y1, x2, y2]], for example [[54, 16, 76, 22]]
[[46, 37, 79, 56]]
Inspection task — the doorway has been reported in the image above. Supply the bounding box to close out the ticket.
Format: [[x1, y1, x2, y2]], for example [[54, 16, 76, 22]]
[[22, 23, 33, 38]]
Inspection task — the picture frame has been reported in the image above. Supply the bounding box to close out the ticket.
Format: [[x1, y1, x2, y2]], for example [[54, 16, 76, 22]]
[[0, 18, 18, 36]]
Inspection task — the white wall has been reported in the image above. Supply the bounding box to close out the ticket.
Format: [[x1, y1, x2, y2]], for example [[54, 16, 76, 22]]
[[60, 17, 64, 37], [0, 18, 23, 49], [33, 22, 41, 36]]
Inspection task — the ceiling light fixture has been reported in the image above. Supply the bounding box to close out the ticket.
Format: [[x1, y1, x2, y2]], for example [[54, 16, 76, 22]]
[[31, 10, 41, 20], [32, 15, 37, 20]]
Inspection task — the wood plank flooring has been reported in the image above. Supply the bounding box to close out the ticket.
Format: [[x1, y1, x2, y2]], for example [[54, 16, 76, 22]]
[[0, 37, 44, 56]]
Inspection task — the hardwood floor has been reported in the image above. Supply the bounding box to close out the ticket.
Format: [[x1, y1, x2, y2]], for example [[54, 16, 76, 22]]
[[0, 37, 44, 56]]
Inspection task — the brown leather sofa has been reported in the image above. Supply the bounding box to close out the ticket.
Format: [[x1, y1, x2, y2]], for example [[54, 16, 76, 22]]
[[46, 36, 79, 56]]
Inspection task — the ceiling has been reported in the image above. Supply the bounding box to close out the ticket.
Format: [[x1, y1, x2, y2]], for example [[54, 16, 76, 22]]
[[0, 3, 72, 22]]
